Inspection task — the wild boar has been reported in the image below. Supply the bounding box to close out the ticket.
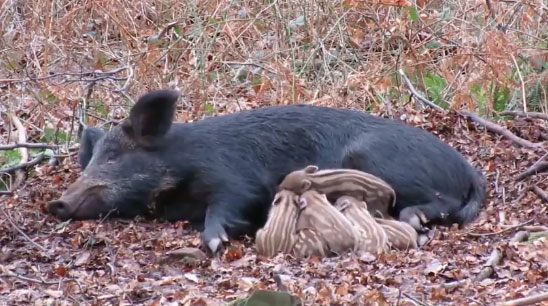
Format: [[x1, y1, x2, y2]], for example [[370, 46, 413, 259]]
[[47, 89, 486, 254]]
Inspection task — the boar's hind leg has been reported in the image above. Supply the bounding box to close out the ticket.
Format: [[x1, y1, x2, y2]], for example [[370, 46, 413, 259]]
[[77, 127, 105, 169], [398, 197, 462, 231]]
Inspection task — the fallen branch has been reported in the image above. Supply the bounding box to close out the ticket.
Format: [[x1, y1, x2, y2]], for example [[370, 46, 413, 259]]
[[522, 225, 548, 232], [397, 69, 544, 149], [532, 185, 548, 202], [499, 111, 548, 121], [397, 69, 445, 112], [516, 162, 548, 181], [500, 291, 548, 306], [0, 143, 57, 150], [0, 153, 45, 173], [459, 111, 542, 149], [510, 231, 530, 243], [0, 204, 47, 252]]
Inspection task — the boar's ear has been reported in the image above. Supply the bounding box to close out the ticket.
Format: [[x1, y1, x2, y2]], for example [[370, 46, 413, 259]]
[[122, 90, 180, 146], [304, 165, 318, 173], [78, 127, 105, 169]]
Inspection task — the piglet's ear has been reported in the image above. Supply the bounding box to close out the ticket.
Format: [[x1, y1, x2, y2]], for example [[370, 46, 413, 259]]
[[304, 165, 318, 173], [122, 90, 180, 146], [301, 180, 312, 191]]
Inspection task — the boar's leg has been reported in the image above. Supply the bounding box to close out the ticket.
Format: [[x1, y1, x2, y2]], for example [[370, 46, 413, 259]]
[[77, 127, 105, 169], [397, 196, 462, 231], [202, 193, 255, 254]]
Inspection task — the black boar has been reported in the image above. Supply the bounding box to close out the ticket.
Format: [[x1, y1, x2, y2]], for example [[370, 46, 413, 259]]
[[47, 89, 486, 254]]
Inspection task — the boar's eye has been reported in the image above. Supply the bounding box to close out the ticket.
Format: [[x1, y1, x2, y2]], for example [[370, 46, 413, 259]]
[[105, 151, 119, 163]]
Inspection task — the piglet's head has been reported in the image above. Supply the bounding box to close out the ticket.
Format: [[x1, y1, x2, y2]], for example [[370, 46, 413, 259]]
[[277, 164, 319, 193]]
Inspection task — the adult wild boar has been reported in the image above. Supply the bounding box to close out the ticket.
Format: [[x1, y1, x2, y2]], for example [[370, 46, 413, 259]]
[[47, 90, 486, 254]]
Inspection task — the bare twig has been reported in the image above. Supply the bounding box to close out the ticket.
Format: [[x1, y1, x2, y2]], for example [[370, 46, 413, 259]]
[[0, 271, 58, 285], [398, 69, 445, 112], [499, 111, 548, 121], [8, 112, 29, 189], [510, 54, 527, 112], [0, 143, 57, 150], [467, 218, 534, 237], [0, 67, 129, 84], [500, 291, 548, 306], [0, 204, 47, 252], [532, 185, 548, 202], [459, 111, 542, 149], [516, 162, 548, 181], [0, 153, 45, 173]]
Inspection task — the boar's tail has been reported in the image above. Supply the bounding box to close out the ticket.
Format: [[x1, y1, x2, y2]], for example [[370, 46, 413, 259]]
[[455, 170, 487, 225]]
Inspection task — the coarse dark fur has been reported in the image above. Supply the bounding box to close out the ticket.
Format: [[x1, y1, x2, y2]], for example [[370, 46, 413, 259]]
[[47, 89, 486, 253]]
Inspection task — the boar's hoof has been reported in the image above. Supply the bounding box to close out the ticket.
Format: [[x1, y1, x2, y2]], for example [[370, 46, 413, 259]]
[[398, 206, 429, 232], [201, 223, 230, 255], [47, 200, 71, 220]]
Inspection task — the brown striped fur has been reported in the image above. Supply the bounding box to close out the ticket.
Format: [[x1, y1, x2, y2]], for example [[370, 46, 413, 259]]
[[295, 190, 360, 256], [279, 165, 396, 218], [374, 217, 418, 250], [255, 190, 300, 257], [292, 228, 329, 258], [334, 195, 389, 255]]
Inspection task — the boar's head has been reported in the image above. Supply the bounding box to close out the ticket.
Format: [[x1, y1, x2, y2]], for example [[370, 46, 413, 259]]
[[47, 90, 181, 220]]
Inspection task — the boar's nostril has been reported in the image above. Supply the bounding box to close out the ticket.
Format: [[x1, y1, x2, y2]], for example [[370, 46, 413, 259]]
[[47, 200, 69, 218]]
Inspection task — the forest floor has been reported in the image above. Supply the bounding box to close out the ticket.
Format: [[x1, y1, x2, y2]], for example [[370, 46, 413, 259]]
[[1, 0, 548, 305]]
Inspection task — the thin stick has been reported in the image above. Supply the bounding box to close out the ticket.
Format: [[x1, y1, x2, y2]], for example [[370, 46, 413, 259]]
[[459, 111, 542, 149], [398, 69, 445, 112], [499, 111, 548, 121], [0, 67, 129, 83], [0, 204, 47, 252], [467, 218, 534, 237], [510, 54, 527, 113], [8, 113, 29, 189], [0, 271, 58, 285], [0, 143, 57, 150]]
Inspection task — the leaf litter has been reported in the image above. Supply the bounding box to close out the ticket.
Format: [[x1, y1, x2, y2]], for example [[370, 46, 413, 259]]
[[1, 107, 548, 305]]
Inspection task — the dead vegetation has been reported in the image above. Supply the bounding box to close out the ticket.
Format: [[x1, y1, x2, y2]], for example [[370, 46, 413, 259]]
[[1, 0, 548, 305]]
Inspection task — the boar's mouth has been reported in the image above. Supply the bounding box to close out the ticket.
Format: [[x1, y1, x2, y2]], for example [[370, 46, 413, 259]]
[[47, 184, 116, 221]]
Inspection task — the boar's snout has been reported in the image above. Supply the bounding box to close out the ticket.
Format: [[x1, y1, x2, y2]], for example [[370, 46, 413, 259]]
[[47, 199, 72, 220], [47, 178, 110, 220]]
